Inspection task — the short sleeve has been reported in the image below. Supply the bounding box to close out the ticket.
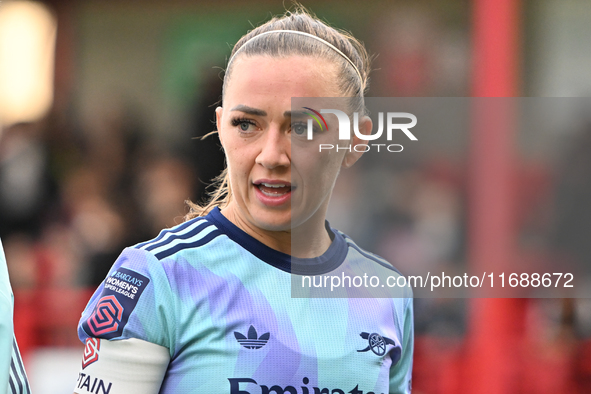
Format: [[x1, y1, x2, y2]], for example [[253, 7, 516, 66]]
[[389, 297, 414, 394], [78, 247, 177, 355]]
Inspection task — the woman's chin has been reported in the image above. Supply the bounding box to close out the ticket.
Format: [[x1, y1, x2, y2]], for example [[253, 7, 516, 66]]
[[249, 209, 292, 233]]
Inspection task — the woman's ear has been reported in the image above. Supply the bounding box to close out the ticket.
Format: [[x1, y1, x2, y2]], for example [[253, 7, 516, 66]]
[[342, 115, 372, 169], [215, 106, 224, 146]]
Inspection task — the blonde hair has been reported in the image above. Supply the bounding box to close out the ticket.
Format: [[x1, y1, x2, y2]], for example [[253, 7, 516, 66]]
[[185, 5, 371, 220]]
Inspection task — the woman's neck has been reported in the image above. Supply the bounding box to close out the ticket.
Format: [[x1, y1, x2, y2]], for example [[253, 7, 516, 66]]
[[220, 203, 332, 258]]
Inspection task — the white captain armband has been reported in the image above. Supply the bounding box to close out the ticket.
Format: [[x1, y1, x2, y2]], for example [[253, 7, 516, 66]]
[[73, 338, 169, 394]]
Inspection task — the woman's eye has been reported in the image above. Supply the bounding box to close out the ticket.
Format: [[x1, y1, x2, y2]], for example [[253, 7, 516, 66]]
[[239, 122, 251, 131], [231, 118, 256, 132], [292, 122, 307, 135]]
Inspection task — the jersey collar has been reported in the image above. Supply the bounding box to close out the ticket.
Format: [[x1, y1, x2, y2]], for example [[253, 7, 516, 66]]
[[206, 207, 347, 275]]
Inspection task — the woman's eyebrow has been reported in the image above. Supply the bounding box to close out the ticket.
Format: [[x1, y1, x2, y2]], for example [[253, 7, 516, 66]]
[[230, 105, 266, 116], [284, 110, 308, 118], [229, 106, 308, 119]]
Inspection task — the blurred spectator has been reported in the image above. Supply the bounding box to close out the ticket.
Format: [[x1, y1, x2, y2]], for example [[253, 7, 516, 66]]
[[551, 122, 591, 273], [135, 156, 196, 237], [187, 68, 226, 203], [0, 122, 57, 239]]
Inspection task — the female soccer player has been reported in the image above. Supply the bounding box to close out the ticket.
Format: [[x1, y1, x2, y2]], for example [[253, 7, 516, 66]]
[[74, 7, 413, 394]]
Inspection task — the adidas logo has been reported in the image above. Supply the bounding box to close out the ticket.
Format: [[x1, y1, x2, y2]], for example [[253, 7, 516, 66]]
[[234, 325, 270, 349]]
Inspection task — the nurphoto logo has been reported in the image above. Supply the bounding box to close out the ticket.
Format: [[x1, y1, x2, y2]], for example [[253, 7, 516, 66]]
[[305, 108, 418, 153]]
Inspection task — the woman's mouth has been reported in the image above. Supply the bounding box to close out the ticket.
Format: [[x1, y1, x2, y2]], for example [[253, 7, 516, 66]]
[[257, 182, 292, 196], [253, 180, 293, 206]]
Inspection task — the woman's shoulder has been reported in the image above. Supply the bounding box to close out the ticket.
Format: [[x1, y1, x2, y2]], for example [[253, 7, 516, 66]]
[[331, 228, 414, 302], [78, 214, 230, 343], [334, 228, 404, 276], [130, 213, 226, 263]]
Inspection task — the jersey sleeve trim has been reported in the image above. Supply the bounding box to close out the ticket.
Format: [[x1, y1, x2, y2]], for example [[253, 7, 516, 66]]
[[9, 336, 30, 394]]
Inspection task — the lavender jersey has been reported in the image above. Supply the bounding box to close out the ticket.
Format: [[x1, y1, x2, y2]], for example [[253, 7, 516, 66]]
[[78, 207, 413, 393]]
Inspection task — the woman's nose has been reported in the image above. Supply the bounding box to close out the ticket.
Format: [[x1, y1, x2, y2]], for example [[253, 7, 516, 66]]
[[255, 127, 290, 169]]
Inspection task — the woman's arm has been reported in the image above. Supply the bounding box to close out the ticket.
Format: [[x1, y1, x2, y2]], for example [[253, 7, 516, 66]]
[[74, 247, 177, 394]]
